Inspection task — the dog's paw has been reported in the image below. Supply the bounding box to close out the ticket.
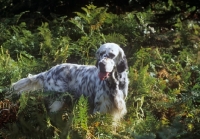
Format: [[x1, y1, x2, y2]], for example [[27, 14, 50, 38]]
[[49, 100, 64, 112]]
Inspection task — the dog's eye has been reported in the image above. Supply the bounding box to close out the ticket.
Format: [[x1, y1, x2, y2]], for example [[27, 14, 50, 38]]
[[100, 52, 105, 56], [108, 53, 115, 58]]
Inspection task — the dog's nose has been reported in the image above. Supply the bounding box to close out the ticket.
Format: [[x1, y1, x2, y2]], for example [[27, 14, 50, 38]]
[[99, 62, 106, 72]]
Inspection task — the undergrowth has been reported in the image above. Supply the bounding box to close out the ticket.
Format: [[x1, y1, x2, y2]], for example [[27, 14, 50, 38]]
[[0, 1, 200, 139]]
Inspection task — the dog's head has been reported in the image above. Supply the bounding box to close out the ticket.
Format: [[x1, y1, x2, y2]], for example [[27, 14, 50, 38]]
[[96, 43, 128, 80]]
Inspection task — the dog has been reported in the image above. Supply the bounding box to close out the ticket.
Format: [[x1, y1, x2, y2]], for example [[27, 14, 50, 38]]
[[12, 43, 129, 121]]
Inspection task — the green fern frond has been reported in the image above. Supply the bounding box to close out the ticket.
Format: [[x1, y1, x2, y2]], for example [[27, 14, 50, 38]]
[[74, 12, 90, 24], [37, 22, 52, 48], [18, 92, 29, 114], [73, 95, 88, 131], [105, 33, 127, 45]]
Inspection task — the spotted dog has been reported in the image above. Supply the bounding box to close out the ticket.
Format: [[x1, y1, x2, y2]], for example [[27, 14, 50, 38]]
[[12, 43, 129, 121]]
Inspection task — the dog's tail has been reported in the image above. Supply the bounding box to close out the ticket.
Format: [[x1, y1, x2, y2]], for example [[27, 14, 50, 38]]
[[12, 74, 43, 94]]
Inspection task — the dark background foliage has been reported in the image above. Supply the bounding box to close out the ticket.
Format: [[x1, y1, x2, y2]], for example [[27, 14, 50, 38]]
[[1, 0, 200, 18]]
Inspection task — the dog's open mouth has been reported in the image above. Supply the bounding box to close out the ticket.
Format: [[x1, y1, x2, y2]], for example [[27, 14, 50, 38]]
[[98, 72, 110, 80]]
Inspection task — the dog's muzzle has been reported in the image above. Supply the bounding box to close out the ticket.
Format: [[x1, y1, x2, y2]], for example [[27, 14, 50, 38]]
[[98, 58, 115, 80]]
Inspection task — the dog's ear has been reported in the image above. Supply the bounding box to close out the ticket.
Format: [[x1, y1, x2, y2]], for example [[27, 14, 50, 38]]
[[95, 60, 99, 68], [116, 47, 128, 73], [117, 55, 128, 73]]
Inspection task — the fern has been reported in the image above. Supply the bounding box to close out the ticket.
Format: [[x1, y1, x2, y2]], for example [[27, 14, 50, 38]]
[[128, 65, 156, 121], [105, 33, 127, 45], [73, 95, 88, 133], [38, 22, 52, 49], [37, 22, 70, 65], [70, 4, 109, 35], [2, 22, 39, 59], [17, 92, 29, 115], [1, 2, 200, 138], [0, 47, 20, 87]]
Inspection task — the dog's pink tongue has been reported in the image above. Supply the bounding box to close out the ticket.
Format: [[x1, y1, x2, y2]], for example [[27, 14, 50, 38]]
[[98, 72, 109, 80]]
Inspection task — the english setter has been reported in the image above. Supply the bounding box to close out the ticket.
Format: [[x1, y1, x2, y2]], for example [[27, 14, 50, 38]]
[[12, 43, 129, 121]]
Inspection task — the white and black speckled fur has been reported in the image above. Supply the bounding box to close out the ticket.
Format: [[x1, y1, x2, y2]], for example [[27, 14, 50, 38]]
[[12, 43, 129, 121]]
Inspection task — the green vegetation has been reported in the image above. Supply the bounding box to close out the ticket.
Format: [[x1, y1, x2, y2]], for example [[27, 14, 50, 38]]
[[0, 0, 200, 138]]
